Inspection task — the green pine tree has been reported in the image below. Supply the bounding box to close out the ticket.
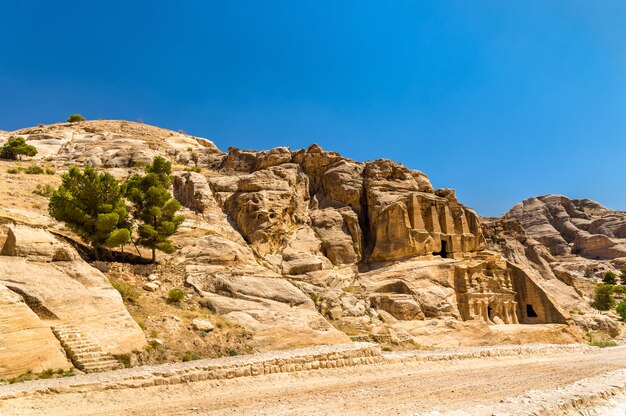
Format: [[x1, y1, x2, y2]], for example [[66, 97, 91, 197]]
[[0, 136, 37, 160], [592, 284, 615, 311], [124, 156, 184, 263], [48, 165, 130, 260]]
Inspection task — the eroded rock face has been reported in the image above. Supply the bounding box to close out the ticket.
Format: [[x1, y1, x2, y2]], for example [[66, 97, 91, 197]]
[[1, 225, 76, 262], [0, 120, 224, 168], [484, 196, 626, 338], [0, 224, 145, 377], [167, 145, 591, 346], [364, 160, 484, 262], [224, 164, 310, 255], [194, 146, 486, 271], [186, 266, 349, 350], [0, 285, 71, 377], [2, 120, 610, 367], [505, 195, 626, 260]]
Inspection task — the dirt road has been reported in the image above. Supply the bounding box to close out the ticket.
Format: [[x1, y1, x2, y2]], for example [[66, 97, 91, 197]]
[[3, 347, 626, 415]]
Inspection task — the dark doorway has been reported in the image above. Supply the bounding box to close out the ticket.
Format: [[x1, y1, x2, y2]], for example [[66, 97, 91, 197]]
[[487, 306, 494, 320], [526, 304, 538, 318], [433, 240, 448, 258]]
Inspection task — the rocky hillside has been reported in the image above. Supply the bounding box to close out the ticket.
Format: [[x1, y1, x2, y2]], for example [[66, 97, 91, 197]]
[[483, 195, 626, 338], [506, 195, 626, 260], [0, 121, 621, 379]]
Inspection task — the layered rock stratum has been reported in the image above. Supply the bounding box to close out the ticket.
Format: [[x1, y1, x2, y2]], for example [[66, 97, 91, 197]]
[[0, 120, 622, 379]]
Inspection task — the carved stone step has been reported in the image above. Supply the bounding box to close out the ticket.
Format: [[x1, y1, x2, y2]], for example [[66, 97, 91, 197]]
[[50, 324, 123, 374]]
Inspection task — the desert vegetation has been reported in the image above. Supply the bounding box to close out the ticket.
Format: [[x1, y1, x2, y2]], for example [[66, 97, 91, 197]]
[[66, 113, 86, 123], [48, 156, 183, 263], [0, 136, 37, 160]]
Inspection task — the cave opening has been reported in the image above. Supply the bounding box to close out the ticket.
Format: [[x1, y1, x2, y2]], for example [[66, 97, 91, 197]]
[[433, 240, 448, 258], [526, 304, 538, 318]]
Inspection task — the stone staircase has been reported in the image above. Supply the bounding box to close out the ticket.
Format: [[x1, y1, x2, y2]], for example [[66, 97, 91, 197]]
[[51, 324, 123, 373]]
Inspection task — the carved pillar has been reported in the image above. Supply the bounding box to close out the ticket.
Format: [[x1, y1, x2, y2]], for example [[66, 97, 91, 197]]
[[502, 301, 510, 324], [481, 299, 489, 322], [430, 205, 441, 233], [408, 194, 426, 231], [511, 301, 519, 324], [469, 298, 477, 320], [494, 302, 503, 322]]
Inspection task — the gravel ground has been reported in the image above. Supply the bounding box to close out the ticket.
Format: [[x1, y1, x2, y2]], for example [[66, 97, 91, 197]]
[[1, 344, 625, 415]]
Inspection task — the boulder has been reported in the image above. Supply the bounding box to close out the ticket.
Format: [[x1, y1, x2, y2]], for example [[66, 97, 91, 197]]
[[191, 318, 215, 332], [172, 171, 214, 214], [1, 225, 74, 262], [571, 313, 620, 338]]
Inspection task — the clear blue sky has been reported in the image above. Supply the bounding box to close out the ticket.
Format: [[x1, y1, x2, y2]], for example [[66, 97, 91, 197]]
[[1, 1, 625, 216]]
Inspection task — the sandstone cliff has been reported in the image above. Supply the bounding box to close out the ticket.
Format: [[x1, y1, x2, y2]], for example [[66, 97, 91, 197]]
[[0, 224, 145, 377], [483, 194, 626, 339], [0, 121, 613, 377], [505, 195, 626, 261]]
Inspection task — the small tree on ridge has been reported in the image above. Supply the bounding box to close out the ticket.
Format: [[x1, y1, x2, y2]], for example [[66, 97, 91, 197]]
[[124, 156, 184, 263], [49, 165, 130, 260], [0, 136, 37, 160], [67, 114, 86, 123]]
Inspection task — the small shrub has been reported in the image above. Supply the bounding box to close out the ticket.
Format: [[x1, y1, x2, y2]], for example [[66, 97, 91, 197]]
[[182, 351, 200, 362], [7, 167, 21, 174], [115, 354, 132, 368], [592, 284, 615, 311], [184, 166, 201, 173], [24, 164, 44, 174], [137, 321, 146, 331], [382, 346, 392, 352], [67, 113, 86, 123], [603, 271, 618, 285], [149, 330, 159, 338], [1, 368, 74, 384], [112, 281, 140, 303], [621, 267, 626, 285], [309, 293, 321, 304], [33, 184, 55, 197], [39, 369, 55, 379], [613, 285, 626, 295], [228, 349, 238, 357], [589, 340, 618, 348], [584, 270, 595, 279], [167, 288, 185, 304], [617, 299, 626, 321], [45, 167, 55, 175]]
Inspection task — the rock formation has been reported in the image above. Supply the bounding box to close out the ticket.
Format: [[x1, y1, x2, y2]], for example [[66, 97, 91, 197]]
[[169, 143, 582, 348], [483, 195, 626, 339], [1, 121, 619, 377], [505, 195, 626, 260], [0, 224, 145, 378]]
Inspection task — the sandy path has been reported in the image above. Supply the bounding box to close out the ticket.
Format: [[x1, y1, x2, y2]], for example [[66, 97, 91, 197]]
[[3, 348, 626, 416]]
